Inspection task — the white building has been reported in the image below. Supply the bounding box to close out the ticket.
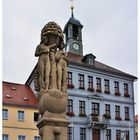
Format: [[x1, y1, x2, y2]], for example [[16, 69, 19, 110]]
[[26, 11, 137, 140]]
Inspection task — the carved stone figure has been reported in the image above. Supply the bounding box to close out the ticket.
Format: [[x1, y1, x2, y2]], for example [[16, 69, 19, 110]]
[[49, 49, 57, 90], [35, 37, 57, 91], [56, 42, 68, 92], [34, 22, 69, 140]]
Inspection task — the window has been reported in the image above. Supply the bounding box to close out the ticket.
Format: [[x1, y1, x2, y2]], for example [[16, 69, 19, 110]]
[[34, 112, 40, 122], [104, 79, 110, 93], [3, 109, 8, 120], [125, 107, 129, 120], [106, 129, 111, 140], [124, 83, 128, 93], [92, 103, 99, 115], [3, 134, 9, 140], [79, 101, 86, 115], [67, 99, 73, 112], [96, 78, 101, 92], [79, 74, 85, 89], [18, 111, 24, 121], [18, 135, 25, 140], [114, 81, 119, 93], [116, 130, 121, 140], [80, 128, 86, 140], [67, 72, 73, 85], [88, 76, 93, 89], [34, 136, 40, 140], [105, 104, 110, 116], [67, 127, 72, 140], [115, 106, 120, 118], [126, 130, 129, 140], [73, 25, 78, 40], [88, 58, 94, 65]]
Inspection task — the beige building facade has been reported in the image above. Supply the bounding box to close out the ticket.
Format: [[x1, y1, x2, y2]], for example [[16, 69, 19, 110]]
[[2, 82, 40, 140]]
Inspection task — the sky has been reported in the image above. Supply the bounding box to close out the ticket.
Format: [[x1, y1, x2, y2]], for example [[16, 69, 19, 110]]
[[2, 0, 138, 113]]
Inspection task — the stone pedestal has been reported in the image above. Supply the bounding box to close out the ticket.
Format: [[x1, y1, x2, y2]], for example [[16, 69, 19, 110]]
[[36, 89, 69, 140], [37, 117, 69, 140]]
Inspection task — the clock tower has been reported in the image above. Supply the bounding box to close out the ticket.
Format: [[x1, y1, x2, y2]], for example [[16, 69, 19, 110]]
[[64, 6, 83, 55]]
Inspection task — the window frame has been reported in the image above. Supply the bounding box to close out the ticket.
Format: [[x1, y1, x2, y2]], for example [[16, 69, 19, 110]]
[[34, 112, 40, 122], [79, 100, 86, 114], [67, 99, 73, 113], [80, 128, 86, 140], [18, 135, 25, 140], [67, 72, 73, 85], [96, 78, 101, 91], [78, 74, 85, 89], [34, 136, 41, 140], [124, 83, 128, 93], [114, 81, 119, 93], [88, 58, 94, 65], [18, 110, 25, 121], [104, 79, 110, 93], [73, 25, 79, 40], [116, 130, 121, 140], [126, 130, 129, 140], [88, 76, 93, 89], [3, 109, 8, 120], [92, 102, 99, 115], [115, 106, 120, 118], [125, 107, 129, 119], [2, 134, 9, 140], [106, 129, 111, 140], [105, 104, 110, 116]]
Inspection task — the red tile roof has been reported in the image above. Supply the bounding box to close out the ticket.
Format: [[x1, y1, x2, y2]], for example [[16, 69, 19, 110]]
[[67, 52, 137, 80], [3, 81, 38, 108]]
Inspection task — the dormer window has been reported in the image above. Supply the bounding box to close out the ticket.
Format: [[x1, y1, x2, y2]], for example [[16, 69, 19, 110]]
[[82, 53, 96, 66], [88, 58, 94, 65]]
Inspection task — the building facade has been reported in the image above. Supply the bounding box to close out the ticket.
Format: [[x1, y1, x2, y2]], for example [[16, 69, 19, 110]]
[[63, 13, 137, 140], [2, 82, 40, 140]]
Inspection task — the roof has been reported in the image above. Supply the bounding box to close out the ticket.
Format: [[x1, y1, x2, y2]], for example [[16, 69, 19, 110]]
[[64, 16, 83, 32], [82, 53, 96, 59], [3, 81, 38, 108], [67, 52, 137, 80]]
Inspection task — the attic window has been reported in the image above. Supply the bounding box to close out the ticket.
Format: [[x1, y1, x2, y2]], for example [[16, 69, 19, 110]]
[[5, 94, 12, 98], [23, 97, 29, 101], [88, 58, 94, 65], [11, 86, 16, 90]]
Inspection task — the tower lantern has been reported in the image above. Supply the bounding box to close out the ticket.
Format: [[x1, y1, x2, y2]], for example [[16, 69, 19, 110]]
[[64, 1, 83, 55]]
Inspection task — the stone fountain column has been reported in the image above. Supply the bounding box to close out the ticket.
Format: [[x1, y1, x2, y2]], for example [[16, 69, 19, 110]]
[[34, 22, 69, 140]]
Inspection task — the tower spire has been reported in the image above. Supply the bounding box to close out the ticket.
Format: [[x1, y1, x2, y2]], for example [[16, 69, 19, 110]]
[[70, 0, 74, 18]]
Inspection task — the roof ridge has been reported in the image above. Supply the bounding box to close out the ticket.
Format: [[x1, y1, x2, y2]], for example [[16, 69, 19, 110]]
[[95, 60, 137, 78], [3, 81, 25, 86]]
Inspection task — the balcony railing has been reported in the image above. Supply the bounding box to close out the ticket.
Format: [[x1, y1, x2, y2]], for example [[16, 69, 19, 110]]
[[87, 114, 110, 129]]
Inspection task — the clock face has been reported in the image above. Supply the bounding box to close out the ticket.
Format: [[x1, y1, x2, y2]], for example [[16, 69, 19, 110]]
[[73, 43, 80, 51]]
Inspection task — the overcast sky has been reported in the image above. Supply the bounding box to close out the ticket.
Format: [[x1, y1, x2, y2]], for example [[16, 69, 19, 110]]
[[3, 0, 138, 113]]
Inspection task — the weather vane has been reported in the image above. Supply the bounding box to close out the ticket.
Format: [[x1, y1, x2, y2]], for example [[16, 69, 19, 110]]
[[70, 0, 75, 18]]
